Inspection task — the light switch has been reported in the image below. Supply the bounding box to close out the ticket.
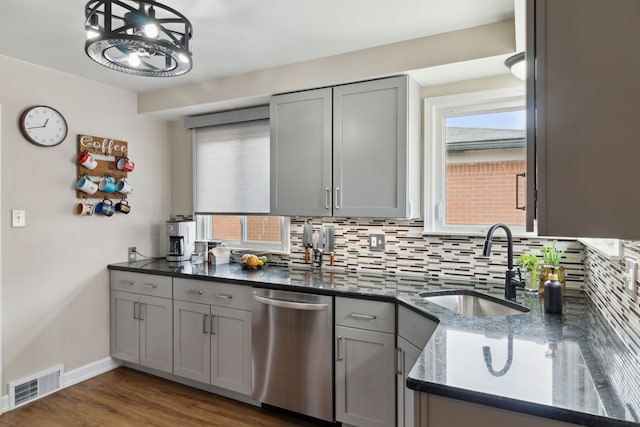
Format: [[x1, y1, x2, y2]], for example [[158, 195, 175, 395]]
[[369, 234, 385, 251], [12, 209, 26, 227]]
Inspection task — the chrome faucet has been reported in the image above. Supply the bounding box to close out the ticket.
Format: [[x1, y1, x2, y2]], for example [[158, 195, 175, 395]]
[[482, 223, 525, 301]]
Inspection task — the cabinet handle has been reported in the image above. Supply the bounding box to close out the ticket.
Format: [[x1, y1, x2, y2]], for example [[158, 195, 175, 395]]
[[335, 188, 340, 209], [515, 172, 526, 211], [395, 348, 403, 375], [337, 336, 343, 361], [203, 314, 209, 334], [349, 313, 377, 321], [133, 302, 139, 320], [119, 280, 135, 286], [215, 293, 233, 299], [140, 303, 145, 321], [325, 187, 330, 210], [143, 283, 158, 289], [210, 315, 216, 335], [186, 289, 203, 295]]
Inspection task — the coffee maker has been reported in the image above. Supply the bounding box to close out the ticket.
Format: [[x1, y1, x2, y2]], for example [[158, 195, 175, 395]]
[[166, 220, 195, 262]]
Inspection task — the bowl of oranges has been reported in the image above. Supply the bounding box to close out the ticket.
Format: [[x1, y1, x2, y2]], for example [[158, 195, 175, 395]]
[[241, 254, 268, 269]]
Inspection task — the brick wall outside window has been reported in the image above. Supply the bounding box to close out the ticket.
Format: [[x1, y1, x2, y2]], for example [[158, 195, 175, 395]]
[[446, 160, 526, 225], [211, 215, 281, 242]]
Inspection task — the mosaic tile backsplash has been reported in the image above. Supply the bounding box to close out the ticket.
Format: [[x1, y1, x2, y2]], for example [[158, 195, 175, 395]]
[[584, 241, 640, 414], [278, 218, 586, 288]]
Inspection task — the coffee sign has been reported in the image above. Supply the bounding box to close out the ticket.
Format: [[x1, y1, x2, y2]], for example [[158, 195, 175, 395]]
[[78, 134, 128, 156]]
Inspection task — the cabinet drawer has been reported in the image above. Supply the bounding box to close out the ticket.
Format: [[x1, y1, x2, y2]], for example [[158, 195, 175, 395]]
[[110, 271, 172, 298], [398, 305, 438, 350], [335, 297, 395, 333], [173, 278, 252, 310]]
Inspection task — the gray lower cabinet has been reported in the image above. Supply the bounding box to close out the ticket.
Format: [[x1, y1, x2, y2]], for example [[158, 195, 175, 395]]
[[173, 279, 252, 395], [110, 290, 173, 374], [270, 75, 420, 218], [397, 306, 438, 427], [416, 393, 579, 427], [397, 337, 422, 427], [335, 297, 396, 427], [110, 271, 173, 374]]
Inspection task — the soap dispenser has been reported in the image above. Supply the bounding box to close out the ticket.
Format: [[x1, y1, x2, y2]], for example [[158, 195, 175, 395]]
[[544, 267, 563, 314]]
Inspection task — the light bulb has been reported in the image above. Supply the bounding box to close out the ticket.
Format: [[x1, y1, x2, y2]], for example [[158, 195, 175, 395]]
[[128, 52, 141, 67], [86, 29, 100, 40], [143, 23, 159, 38]]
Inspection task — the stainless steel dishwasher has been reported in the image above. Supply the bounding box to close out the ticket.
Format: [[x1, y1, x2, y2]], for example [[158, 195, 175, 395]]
[[252, 288, 333, 422]]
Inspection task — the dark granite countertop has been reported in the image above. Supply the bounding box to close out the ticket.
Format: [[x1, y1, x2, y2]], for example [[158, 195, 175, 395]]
[[108, 260, 640, 426]]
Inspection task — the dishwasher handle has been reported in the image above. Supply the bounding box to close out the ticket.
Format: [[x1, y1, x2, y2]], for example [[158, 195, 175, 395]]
[[254, 294, 329, 311]]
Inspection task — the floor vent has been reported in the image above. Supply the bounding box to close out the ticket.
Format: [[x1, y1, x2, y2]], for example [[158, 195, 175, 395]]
[[9, 365, 63, 409]]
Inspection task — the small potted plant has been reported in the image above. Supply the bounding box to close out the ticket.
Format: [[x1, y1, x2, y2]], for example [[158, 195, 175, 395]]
[[516, 254, 539, 294], [538, 241, 566, 296]]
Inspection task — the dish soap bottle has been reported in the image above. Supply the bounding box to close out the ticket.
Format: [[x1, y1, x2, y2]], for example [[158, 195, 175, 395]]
[[544, 267, 563, 314]]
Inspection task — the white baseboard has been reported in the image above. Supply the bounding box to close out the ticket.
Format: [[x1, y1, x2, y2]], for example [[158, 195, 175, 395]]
[[63, 357, 121, 388], [1, 357, 121, 414]]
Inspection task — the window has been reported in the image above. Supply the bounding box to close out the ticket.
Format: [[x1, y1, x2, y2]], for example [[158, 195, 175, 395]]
[[424, 88, 528, 234], [196, 214, 289, 252], [188, 107, 289, 252]]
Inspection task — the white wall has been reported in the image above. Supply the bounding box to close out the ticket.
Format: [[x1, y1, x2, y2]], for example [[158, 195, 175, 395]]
[[140, 20, 516, 116], [0, 56, 172, 391]]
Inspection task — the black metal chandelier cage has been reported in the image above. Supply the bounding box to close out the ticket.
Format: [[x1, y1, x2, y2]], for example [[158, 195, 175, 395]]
[[84, 0, 193, 77]]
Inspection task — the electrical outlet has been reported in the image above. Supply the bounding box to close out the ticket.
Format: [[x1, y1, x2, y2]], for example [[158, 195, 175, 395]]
[[625, 258, 637, 301], [128, 247, 137, 262], [369, 234, 385, 251]]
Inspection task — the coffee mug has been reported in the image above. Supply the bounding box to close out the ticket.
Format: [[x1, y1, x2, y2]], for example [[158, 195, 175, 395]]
[[117, 157, 135, 172], [76, 176, 98, 195], [76, 152, 98, 170], [75, 199, 95, 216], [116, 178, 133, 194], [115, 200, 131, 214], [96, 199, 115, 216], [99, 176, 116, 193]]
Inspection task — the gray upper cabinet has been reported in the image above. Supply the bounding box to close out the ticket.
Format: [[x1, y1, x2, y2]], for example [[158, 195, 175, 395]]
[[528, 0, 640, 239], [270, 75, 421, 218], [270, 88, 332, 216]]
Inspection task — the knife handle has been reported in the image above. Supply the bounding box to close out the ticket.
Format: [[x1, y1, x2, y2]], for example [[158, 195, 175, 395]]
[[305, 248, 310, 263]]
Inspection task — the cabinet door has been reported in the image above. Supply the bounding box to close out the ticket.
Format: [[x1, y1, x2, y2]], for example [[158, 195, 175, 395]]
[[110, 291, 139, 364], [336, 326, 396, 427], [173, 300, 210, 383], [270, 88, 333, 216], [210, 306, 252, 395], [531, 0, 640, 238], [397, 337, 422, 427], [333, 76, 408, 218], [139, 295, 173, 374]]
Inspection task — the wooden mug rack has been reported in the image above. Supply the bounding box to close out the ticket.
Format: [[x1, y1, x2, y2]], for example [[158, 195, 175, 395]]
[[75, 134, 130, 199]]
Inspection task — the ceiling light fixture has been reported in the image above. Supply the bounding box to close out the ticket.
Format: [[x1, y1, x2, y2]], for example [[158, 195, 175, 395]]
[[84, 0, 193, 77], [505, 52, 526, 80]]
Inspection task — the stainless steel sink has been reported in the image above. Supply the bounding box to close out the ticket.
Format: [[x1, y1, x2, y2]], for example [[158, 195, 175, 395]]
[[418, 290, 530, 317]]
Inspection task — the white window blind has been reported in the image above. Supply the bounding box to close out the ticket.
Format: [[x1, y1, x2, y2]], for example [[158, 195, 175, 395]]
[[194, 119, 270, 213]]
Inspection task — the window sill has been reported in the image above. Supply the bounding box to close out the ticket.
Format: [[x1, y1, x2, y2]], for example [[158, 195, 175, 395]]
[[577, 238, 622, 260], [421, 229, 539, 239]]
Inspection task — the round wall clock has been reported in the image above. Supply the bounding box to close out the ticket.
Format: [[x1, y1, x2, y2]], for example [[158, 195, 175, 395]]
[[19, 105, 68, 147]]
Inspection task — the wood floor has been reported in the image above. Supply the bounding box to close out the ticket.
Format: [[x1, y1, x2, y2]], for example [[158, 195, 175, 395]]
[[0, 367, 324, 426]]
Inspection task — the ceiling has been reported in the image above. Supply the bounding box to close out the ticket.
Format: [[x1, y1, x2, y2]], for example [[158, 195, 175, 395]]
[[0, 0, 516, 95]]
